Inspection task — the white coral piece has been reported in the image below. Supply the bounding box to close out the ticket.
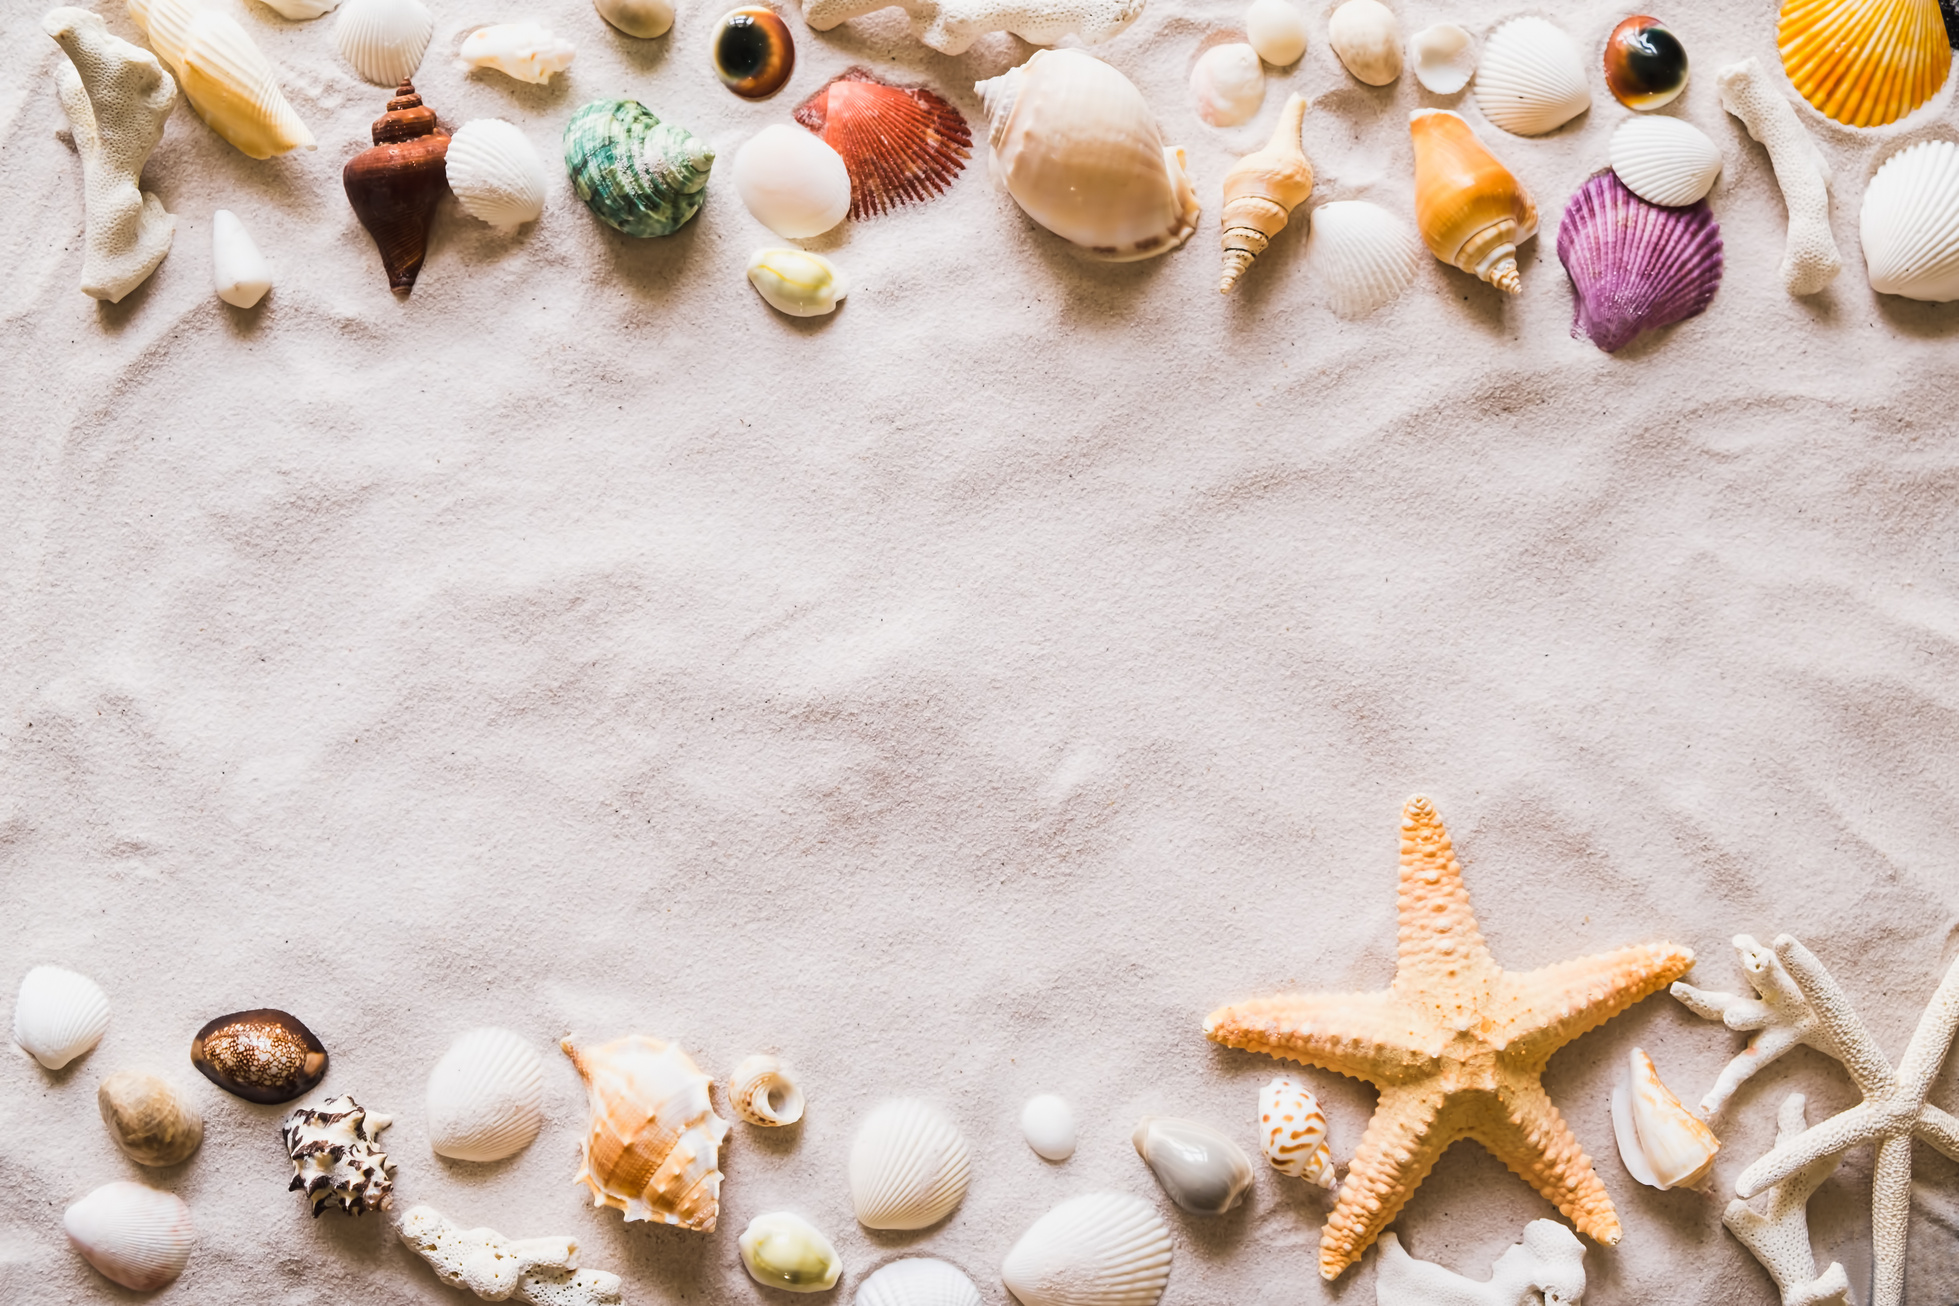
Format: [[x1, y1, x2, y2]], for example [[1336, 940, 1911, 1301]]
[[1724, 1094, 1854, 1306], [1375, 1219, 1588, 1306], [799, 0, 1144, 56], [1715, 58, 1840, 296], [42, 8, 177, 303], [282, 1095, 396, 1216], [1673, 934, 1836, 1114], [398, 1205, 623, 1306]]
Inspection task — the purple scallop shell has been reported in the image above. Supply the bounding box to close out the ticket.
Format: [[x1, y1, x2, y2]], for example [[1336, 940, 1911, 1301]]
[[1555, 171, 1723, 353]]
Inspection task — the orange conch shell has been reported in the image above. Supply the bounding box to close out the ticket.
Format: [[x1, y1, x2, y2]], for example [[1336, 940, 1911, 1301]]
[[1409, 108, 1538, 294], [561, 1034, 730, 1231], [1778, 0, 1950, 128]]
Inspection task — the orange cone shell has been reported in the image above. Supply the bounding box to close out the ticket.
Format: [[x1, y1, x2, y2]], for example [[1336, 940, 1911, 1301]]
[[1410, 108, 1537, 294], [1778, 0, 1951, 127], [793, 68, 970, 219], [561, 1034, 730, 1231]]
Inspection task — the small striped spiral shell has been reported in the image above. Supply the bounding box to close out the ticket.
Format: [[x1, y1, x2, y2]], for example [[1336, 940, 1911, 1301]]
[[1260, 1076, 1336, 1188]]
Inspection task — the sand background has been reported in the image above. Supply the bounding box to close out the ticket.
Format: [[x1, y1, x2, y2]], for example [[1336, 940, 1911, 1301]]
[[4, 0, 1959, 1300]]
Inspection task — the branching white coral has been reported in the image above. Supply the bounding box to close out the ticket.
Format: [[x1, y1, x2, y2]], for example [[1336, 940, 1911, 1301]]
[[1673, 934, 1838, 1114], [1375, 1220, 1588, 1306], [800, 0, 1144, 56], [398, 1205, 623, 1306], [1724, 1094, 1854, 1306], [1716, 58, 1841, 296]]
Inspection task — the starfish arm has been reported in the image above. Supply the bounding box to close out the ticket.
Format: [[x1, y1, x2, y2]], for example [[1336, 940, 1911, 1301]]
[[1893, 953, 1959, 1105], [1390, 797, 1500, 996], [1317, 1084, 1448, 1279], [1774, 935, 1896, 1098], [1205, 991, 1440, 1087], [1469, 1076, 1621, 1245], [1490, 943, 1697, 1070], [1869, 1133, 1913, 1306], [1916, 1102, 1959, 1162], [1735, 1102, 1878, 1200]]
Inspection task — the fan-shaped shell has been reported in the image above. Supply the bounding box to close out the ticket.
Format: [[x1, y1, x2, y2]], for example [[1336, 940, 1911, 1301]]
[[794, 69, 971, 220], [1610, 1047, 1720, 1190], [728, 1054, 806, 1124], [126, 0, 315, 158], [1556, 170, 1722, 352], [857, 1258, 984, 1306], [447, 120, 550, 229], [734, 124, 854, 238], [334, 0, 434, 86], [561, 1034, 730, 1230], [1001, 1191, 1173, 1306], [1609, 116, 1722, 206], [1306, 199, 1421, 317], [12, 965, 110, 1069], [564, 100, 715, 238], [849, 1098, 973, 1230], [1860, 138, 1959, 300], [1474, 16, 1591, 136], [1779, 0, 1951, 127], [1191, 43, 1265, 127], [64, 1182, 195, 1292], [1410, 23, 1475, 94], [976, 49, 1200, 262], [426, 1027, 545, 1162]]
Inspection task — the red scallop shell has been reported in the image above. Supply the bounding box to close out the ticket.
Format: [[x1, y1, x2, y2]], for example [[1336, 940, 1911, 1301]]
[[792, 68, 970, 220]]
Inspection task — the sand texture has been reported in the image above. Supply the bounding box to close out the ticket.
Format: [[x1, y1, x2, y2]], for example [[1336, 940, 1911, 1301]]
[[4, 0, 1959, 1301]]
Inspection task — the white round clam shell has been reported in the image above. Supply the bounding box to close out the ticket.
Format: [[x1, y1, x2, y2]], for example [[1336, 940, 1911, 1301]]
[[426, 1027, 545, 1162], [1409, 23, 1475, 94], [447, 119, 550, 229], [1473, 16, 1590, 136], [64, 1182, 195, 1293], [595, 0, 674, 36], [1245, 0, 1306, 66], [1020, 1093, 1076, 1160], [1001, 1191, 1173, 1306], [733, 125, 853, 240], [13, 964, 110, 1069], [848, 1098, 972, 1230], [1328, 0, 1402, 86], [1861, 139, 1959, 302], [1305, 200, 1421, 318], [333, 0, 434, 86], [856, 1257, 984, 1306], [1191, 43, 1265, 127], [1609, 116, 1722, 207]]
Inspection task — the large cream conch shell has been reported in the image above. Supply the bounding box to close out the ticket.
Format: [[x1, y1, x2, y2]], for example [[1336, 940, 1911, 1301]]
[[1410, 107, 1537, 294], [561, 1034, 729, 1231], [976, 49, 1199, 262], [1218, 93, 1313, 294]]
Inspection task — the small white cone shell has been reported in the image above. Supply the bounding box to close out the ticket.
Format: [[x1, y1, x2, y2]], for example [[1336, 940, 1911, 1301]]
[[427, 1027, 546, 1162], [734, 125, 853, 239], [1610, 1047, 1719, 1191], [212, 209, 272, 308], [856, 1257, 984, 1306], [1609, 116, 1722, 207], [13, 965, 111, 1069], [1861, 139, 1959, 302], [1001, 1191, 1173, 1306], [1191, 44, 1265, 127], [1474, 16, 1590, 136], [64, 1182, 195, 1292], [1305, 200, 1421, 318], [334, 0, 434, 85], [1409, 23, 1475, 94], [848, 1098, 973, 1230], [1020, 1093, 1076, 1160], [447, 119, 550, 229], [1244, 0, 1306, 66]]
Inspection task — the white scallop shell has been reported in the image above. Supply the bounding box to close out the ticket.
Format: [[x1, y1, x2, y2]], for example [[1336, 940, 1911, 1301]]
[[458, 21, 576, 85], [1473, 16, 1590, 136], [1860, 139, 1959, 302], [1409, 23, 1475, 95], [728, 1054, 806, 1124], [64, 1181, 195, 1292], [1327, 0, 1402, 86], [1020, 1093, 1076, 1161], [426, 1027, 545, 1162], [856, 1258, 984, 1306], [1191, 44, 1265, 128], [747, 249, 849, 317], [333, 0, 433, 85], [13, 965, 110, 1069], [734, 125, 853, 239], [849, 1098, 973, 1230], [1609, 116, 1722, 207], [1245, 0, 1306, 66], [446, 120, 550, 229], [1305, 200, 1422, 318], [254, 0, 339, 17], [1001, 1191, 1173, 1306]]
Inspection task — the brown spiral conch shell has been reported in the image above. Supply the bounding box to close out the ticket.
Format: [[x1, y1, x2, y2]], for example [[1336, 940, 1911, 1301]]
[[562, 1033, 730, 1230], [344, 79, 450, 292]]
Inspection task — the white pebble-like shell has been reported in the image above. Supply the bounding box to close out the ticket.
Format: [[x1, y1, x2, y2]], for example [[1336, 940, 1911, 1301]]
[[1001, 1191, 1173, 1306], [1020, 1093, 1076, 1161], [1861, 139, 1959, 302], [446, 120, 550, 229], [333, 0, 434, 85], [1474, 16, 1590, 136], [849, 1098, 973, 1230], [595, 0, 674, 36], [1328, 0, 1401, 85], [255, 0, 340, 15], [1409, 23, 1475, 94], [458, 21, 576, 84], [734, 125, 853, 239], [1245, 0, 1306, 66], [212, 209, 272, 308], [1306, 199, 1422, 318], [64, 1182, 195, 1292], [728, 1054, 806, 1124], [1190, 43, 1265, 127], [747, 248, 849, 317], [1609, 115, 1722, 207], [426, 1027, 545, 1162], [13, 965, 110, 1069], [857, 1257, 984, 1306]]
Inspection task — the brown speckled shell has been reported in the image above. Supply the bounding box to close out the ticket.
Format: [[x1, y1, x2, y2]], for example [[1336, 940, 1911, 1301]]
[[191, 1008, 328, 1103]]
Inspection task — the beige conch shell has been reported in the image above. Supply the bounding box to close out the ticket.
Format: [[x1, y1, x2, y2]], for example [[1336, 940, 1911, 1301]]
[[127, 0, 315, 158], [561, 1034, 730, 1231], [1410, 107, 1536, 294], [1218, 93, 1313, 295]]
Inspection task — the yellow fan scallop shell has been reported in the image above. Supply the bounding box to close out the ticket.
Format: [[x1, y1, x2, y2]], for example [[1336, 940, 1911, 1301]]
[[1777, 0, 1952, 127]]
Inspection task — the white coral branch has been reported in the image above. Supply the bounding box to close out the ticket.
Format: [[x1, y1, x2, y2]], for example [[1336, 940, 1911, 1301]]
[[398, 1206, 622, 1306], [1671, 933, 1834, 1114], [800, 0, 1144, 55], [1722, 1094, 1853, 1306], [1716, 58, 1841, 297]]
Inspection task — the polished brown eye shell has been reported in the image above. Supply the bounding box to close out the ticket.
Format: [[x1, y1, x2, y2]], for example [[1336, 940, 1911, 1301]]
[[1603, 15, 1689, 110], [191, 1009, 329, 1104], [713, 7, 795, 99]]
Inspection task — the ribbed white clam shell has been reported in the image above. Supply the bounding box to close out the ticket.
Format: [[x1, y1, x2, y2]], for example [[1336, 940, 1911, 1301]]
[[64, 1181, 195, 1292], [1609, 116, 1722, 207], [1001, 1191, 1173, 1306], [446, 120, 549, 229], [856, 1257, 984, 1306], [1474, 16, 1590, 136], [1409, 23, 1475, 95], [848, 1098, 973, 1230], [1306, 200, 1422, 318], [13, 965, 110, 1069], [1861, 139, 1959, 302], [426, 1027, 545, 1162], [333, 0, 433, 85]]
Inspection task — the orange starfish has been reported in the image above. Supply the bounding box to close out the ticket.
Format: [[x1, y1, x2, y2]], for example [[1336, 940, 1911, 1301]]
[[1205, 796, 1695, 1279]]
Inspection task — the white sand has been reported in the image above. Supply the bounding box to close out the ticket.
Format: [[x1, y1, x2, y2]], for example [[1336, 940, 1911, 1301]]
[[5, 0, 1959, 1301]]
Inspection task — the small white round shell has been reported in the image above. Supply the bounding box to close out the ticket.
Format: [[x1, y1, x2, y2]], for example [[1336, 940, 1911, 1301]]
[[1306, 200, 1421, 318], [728, 1054, 806, 1125], [333, 0, 434, 86], [595, 0, 674, 36], [458, 21, 576, 85], [1020, 1093, 1076, 1161], [1328, 0, 1402, 86], [1245, 0, 1306, 66], [849, 1098, 972, 1230], [734, 125, 853, 239], [747, 249, 849, 317], [1190, 44, 1265, 127], [13, 965, 110, 1070], [447, 119, 550, 229], [1409, 23, 1475, 95], [1001, 1191, 1173, 1306], [1473, 16, 1590, 136], [64, 1182, 195, 1292], [1861, 139, 1959, 302], [1609, 116, 1722, 207], [426, 1027, 545, 1162], [856, 1257, 984, 1306], [739, 1211, 843, 1293]]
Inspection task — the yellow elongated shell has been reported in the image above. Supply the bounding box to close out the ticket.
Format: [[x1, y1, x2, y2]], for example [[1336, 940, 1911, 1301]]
[[1218, 93, 1313, 294], [1409, 108, 1536, 293], [561, 1034, 730, 1231], [1778, 0, 1951, 127], [1611, 1047, 1720, 1191], [127, 0, 315, 158]]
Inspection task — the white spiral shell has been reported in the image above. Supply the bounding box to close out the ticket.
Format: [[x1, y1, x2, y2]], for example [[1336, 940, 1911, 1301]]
[[446, 120, 550, 229], [426, 1027, 546, 1162], [1860, 139, 1959, 302], [1609, 116, 1722, 207], [849, 1098, 973, 1230], [333, 0, 434, 85], [856, 1257, 984, 1306], [1258, 1076, 1337, 1187], [1473, 16, 1591, 136], [1001, 1191, 1173, 1306], [64, 1182, 195, 1292], [1306, 200, 1422, 318], [13, 965, 110, 1069], [728, 1054, 806, 1125]]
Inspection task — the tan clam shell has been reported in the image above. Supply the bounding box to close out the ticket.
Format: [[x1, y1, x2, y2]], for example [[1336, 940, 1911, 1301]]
[[562, 1034, 730, 1230], [98, 1071, 203, 1167]]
